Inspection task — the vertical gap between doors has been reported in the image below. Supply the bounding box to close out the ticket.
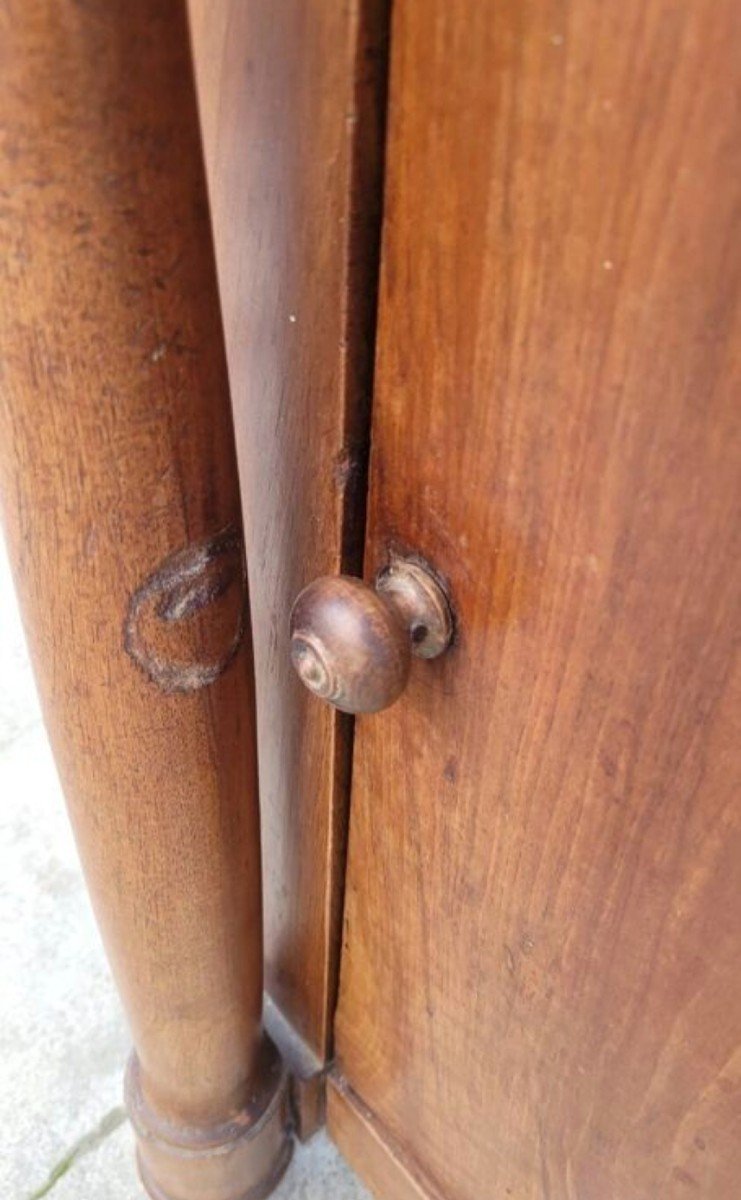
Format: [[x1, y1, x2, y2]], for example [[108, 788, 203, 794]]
[[327, 0, 393, 1056]]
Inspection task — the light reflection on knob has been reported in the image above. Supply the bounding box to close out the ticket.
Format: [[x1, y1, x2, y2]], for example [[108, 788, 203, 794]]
[[289, 558, 453, 714]]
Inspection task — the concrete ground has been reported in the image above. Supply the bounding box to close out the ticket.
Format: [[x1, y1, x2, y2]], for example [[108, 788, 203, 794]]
[[0, 534, 368, 1200]]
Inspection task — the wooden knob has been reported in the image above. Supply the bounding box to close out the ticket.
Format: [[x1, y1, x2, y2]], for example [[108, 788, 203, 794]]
[[289, 558, 453, 714]]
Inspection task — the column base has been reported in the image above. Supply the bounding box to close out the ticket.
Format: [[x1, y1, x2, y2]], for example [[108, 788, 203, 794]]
[[125, 1039, 293, 1200]]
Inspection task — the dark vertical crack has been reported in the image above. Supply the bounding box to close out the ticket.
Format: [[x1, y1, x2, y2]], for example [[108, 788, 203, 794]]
[[327, 0, 393, 1052]]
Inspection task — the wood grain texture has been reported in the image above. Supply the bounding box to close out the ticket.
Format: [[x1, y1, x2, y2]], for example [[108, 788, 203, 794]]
[[0, 1, 290, 1195], [290, 576, 412, 715], [327, 1076, 445, 1200], [335, 0, 741, 1197], [323, 1075, 441, 1200], [187, 0, 389, 1059], [289, 563, 453, 714]]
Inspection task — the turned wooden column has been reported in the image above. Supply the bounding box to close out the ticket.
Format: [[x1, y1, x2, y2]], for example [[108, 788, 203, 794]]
[[0, 2, 292, 1198]]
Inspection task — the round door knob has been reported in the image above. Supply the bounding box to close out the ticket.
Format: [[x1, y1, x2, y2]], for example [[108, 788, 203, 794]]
[[289, 557, 453, 714]]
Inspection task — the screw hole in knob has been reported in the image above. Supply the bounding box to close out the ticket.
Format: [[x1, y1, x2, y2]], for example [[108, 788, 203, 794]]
[[289, 558, 453, 715]]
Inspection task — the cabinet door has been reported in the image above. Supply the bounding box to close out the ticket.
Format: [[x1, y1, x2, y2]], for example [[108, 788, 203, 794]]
[[331, 0, 741, 1196]]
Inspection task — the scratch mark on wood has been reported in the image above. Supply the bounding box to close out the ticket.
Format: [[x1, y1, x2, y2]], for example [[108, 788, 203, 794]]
[[123, 524, 246, 693]]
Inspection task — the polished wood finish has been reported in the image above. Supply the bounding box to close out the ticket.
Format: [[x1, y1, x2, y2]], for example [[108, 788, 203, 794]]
[[335, 0, 741, 1196], [291, 576, 411, 714], [290, 562, 452, 714], [187, 0, 390, 1058], [0, 2, 290, 1197]]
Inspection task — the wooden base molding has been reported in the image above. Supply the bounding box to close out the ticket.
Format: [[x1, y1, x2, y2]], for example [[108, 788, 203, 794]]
[[263, 997, 326, 1143], [126, 1044, 292, 1200], [327, 1076, 445, 1200]]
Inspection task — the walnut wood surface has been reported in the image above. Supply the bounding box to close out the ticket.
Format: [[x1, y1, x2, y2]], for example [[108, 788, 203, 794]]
[[290, 576, 411, 714], [327, 1077, 445, 1200], [187, 0, 390, 1059], [335, 0, 741, 1196], [0, 1, 290, 1195]]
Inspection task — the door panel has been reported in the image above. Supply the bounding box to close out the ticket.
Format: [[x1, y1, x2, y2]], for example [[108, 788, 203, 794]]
[[335, 0, 741, 1195], [187, 0, 388, 1058]]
